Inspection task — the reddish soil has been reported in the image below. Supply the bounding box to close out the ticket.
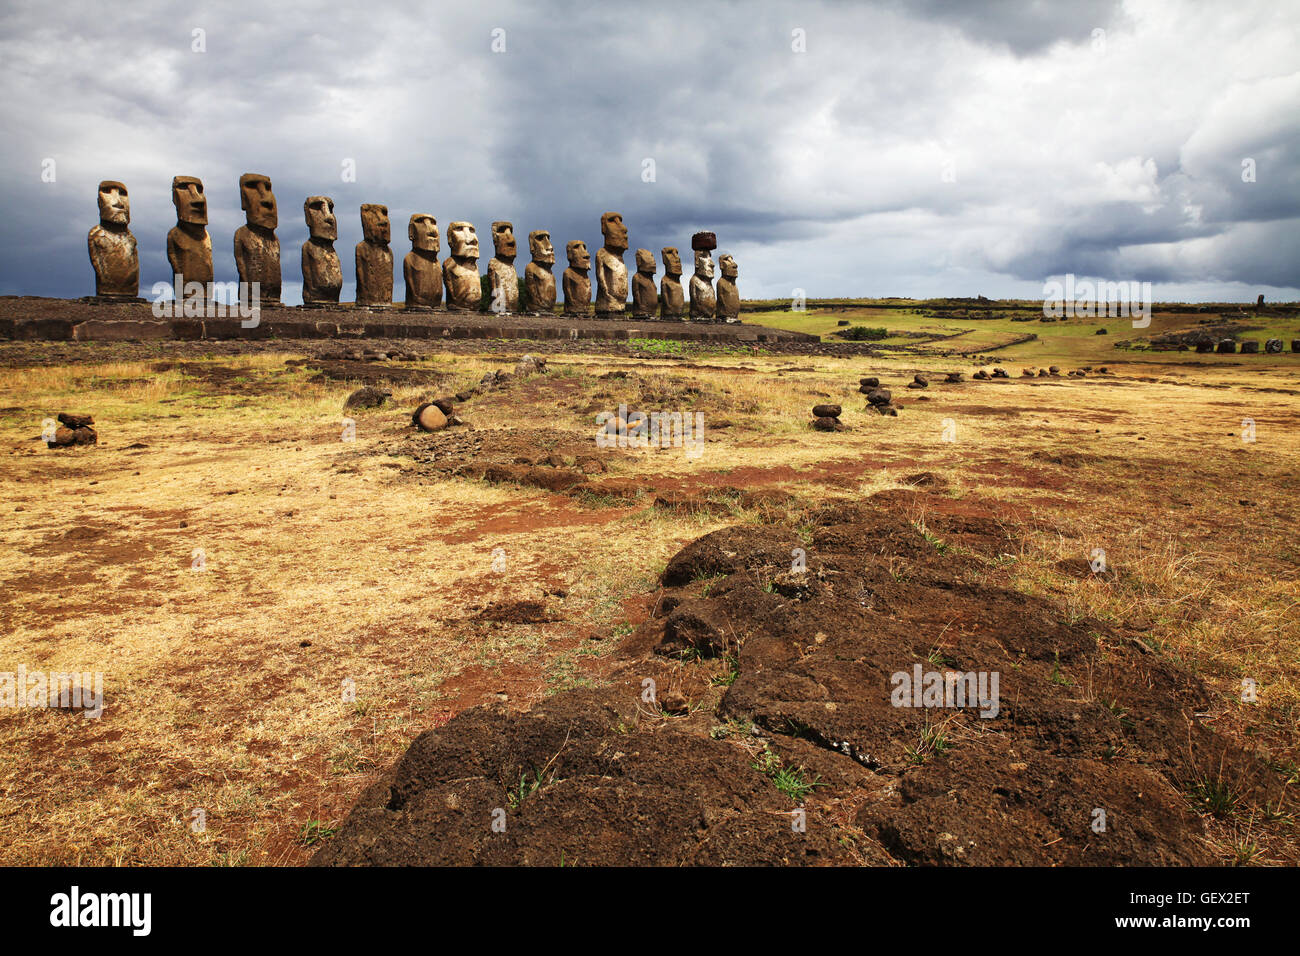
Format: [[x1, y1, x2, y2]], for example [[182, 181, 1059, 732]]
[[313, 491, 1289, 866]]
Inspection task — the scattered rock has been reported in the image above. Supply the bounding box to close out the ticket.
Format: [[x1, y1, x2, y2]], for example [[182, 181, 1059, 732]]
[[812, 404, 842, 419], [812, 416, 843, 432], [1240, 340, 1259, 354], [1095, 327, 1107, 335], [1264, 339, 1283, 354], [1216, 339, 1236, 354], [412, 403, 448, 432], [344, 386, 392, 410], [865, 388, 892, 407]]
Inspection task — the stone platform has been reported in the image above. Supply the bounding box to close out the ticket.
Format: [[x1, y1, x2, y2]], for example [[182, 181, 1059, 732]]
[[0, 297, 817, 345]]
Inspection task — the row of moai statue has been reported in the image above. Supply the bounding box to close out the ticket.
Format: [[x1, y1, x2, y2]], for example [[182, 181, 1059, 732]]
[[88, 176, 741, 320]]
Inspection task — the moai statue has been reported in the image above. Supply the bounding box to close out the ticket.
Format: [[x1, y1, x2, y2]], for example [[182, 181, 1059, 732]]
[[562, 240, 591, 316], [87, 180, 139, 299], [441, 221, 481, 312], [166, 176, 212, 296], [525, 230, 556, 312], [355, 204, 393, 308], [660, 247, 685, 320], [594, 211, 629, 317], [403, 214, 441, 310], [301, 196, 342, 307], [632, 249, 657, 319], [233, 173, 280, 305], [487, 221, 519, 314], [716, 253, 740, 322], [689, 232, 717, 321]]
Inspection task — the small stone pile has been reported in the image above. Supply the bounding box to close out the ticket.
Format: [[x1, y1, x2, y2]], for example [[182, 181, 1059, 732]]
[[857, 376, 879, 393], [945, 372, 964, 383], [47, 413, 96, 448], [811, 403, 843, 432], [905, 374, 928, 390], [864, 387, 898, 416]]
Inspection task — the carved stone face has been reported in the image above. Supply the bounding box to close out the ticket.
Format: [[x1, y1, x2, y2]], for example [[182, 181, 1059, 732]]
[[600, 212, 628, 253], [448, 221, 479, 259], [567, 240, 590, 271], [662, 247, 682, 275], [491, 221, 517, 258], [172, 176, 207, 225], [720, 254, 738, 279], [694, 251, 715, 280], [409, 214, 439, 253], [304, 196, 337, 241], [97, 181, 129, 226], [239, 173, 277, 229], [635, 248, 655, 274], [361, 204, 390, 243], [529, 230, 554, 266]]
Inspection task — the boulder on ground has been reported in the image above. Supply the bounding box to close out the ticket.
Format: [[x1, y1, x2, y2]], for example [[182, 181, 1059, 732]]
[[811, 416, 842, 432], [1240, 340, 1259, 354], [344, 386, 391, 410], [412, 403, 448, 432], [865, 388, 891, 406], [48, 425, 97, 448], [1095, 327, 1107, 335], [1021, 368, 1035, 377], [973, 370, 989, 380], [992, 368, 1009, 379], [945, 372, 964, 383], [1195, 340, 1214, 353], [1264, 339, 1283, 354], [912, 374, 928, 387], [1048, 365, 1060, 375], [1216, 339, 1236, 354]]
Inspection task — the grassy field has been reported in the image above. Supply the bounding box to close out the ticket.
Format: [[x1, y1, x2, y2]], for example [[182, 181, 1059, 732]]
[[1, 339, 1297, 864], [759, 302, 1300, 367]]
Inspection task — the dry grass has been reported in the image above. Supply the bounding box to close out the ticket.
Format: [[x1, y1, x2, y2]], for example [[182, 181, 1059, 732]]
[[1, 345, 1296, 864]]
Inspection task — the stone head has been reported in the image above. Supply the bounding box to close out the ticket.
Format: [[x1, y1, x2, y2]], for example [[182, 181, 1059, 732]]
[[662, 247, 681, 275], [447, 221, 479, 260], [635, 248, 655, 275], [304, 196, 337, 241], [529, 230, 554, 266], [172, 176, 207, 225], [600, 211, 628, 254], [360, 204, 390, 244], [694, 250, 715, 280], [567, 240, 590, 271], [491, 221, 517, 259], [239, 173, 277, 229], [97, 180, 129, 226], [409, 214, 439, 254], [720, 254, 738, 279]]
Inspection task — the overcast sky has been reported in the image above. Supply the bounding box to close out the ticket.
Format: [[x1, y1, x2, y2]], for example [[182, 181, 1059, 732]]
[[1, 0, 1296, 304]]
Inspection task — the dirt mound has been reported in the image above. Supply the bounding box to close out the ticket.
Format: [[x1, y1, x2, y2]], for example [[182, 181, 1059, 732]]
[[314, 493, 1289, 866]]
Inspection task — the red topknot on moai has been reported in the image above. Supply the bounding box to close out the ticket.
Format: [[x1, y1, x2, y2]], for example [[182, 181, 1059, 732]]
[[691, 231, 717, 252]]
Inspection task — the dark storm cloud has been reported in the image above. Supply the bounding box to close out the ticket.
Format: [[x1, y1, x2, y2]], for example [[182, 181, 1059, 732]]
[[0, 0, 1296, 303]]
